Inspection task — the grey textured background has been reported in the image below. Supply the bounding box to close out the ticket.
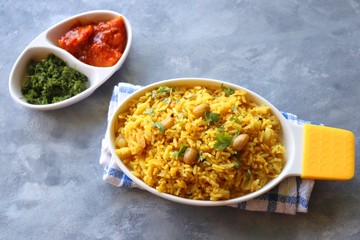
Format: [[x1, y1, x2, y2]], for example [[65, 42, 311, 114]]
[[1, 0, 359, 239]]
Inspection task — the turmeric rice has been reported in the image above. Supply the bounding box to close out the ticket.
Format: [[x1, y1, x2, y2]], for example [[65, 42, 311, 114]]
[[113, 85, 286, 201]]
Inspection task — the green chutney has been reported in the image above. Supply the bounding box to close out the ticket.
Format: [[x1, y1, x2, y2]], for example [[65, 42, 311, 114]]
[[21, 54, 88, 104]]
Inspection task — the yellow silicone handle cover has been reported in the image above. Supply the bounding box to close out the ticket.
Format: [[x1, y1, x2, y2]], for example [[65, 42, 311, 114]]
[[302, 124, 355, 180]]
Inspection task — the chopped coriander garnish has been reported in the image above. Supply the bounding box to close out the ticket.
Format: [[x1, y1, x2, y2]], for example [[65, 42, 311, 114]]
[[151, 90, 157, 98], [157, 86, 173, 96], [197, 151, 205, 162], [221, 84, 235, 96], [234, 161, 241, 169], [144, 108, 154, 116], [150, 121, 165, 134], [233, 130, 241, 138], [224, 88, 235, 96], [205, 112, 220, 124], [218, 124, 224, 132], [173, 144, 187, 158], [232, 104, 238, 114], [203, 161, 211, 166], [214, 132, 233, 150], [230, 116, 241, 124], [245, 170, 251, 185]]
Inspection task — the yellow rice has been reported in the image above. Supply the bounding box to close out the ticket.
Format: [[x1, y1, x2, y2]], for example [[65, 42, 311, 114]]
[[113, 85, 286, 201]]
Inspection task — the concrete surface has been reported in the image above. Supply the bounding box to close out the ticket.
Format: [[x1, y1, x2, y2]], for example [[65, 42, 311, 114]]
[[0, 0, 359, 239]]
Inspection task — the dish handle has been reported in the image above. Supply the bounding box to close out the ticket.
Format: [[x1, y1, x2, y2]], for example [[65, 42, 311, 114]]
[[288, 123, 355, 180]]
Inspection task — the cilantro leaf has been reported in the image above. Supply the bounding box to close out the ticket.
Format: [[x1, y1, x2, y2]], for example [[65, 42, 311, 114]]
[[205, 112, 220, 124], [221, 84, 235, 96], [151, 90, 157, 98], [224, 88, 235, 96], [151, 121, 165, 134], [230, 116, 241, 124], [203, 161, 211, 166], [173, 144, 187, 158], [157, 86, 173, 96], [144, 108, 154, 116], [197, 151, 205, 162], [234, 161, 241, 169], [233, 130, 241, 139], [244, 170, 251, 185], [232, 104, 238, 114], [218, 124, 224, 132], [214, 132, 233, 150]]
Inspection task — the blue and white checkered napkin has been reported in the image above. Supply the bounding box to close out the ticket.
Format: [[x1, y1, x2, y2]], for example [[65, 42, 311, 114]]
[[99, 82, 315, 215]]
